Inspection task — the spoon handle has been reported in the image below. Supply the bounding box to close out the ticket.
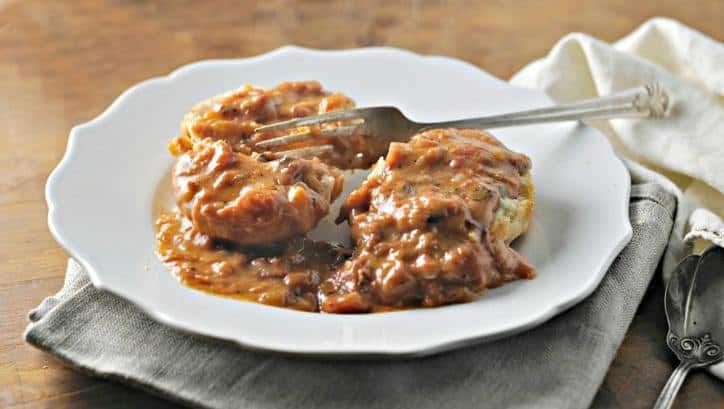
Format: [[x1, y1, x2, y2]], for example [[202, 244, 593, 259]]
[[653, 361, 693, 409]]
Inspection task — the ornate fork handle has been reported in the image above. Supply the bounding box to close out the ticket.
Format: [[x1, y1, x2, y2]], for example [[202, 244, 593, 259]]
[[431, 83, 669, 129], [653, 333, 723, 409]]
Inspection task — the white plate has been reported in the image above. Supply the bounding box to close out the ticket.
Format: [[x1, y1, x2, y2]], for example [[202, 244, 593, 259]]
[[46, 46, 631, 357]]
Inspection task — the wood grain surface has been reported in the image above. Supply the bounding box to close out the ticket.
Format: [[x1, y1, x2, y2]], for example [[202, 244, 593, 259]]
[[1, 1, 723, 407]]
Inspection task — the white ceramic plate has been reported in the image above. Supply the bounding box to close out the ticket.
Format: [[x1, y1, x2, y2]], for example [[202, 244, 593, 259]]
[[46, 46, 631, 357]]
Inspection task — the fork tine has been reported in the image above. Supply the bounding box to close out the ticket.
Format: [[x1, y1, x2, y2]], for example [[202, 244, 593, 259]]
[[256, 131, 315, 148], [255, 123, 364, 148], [254, 108, 368, 133], [277, 144, 335, 159]]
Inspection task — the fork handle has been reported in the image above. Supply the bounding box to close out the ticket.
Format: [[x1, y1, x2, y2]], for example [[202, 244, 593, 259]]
[[425, 83, 668, 129]]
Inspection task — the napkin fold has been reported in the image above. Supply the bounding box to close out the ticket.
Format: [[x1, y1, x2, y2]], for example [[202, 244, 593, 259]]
[[25, 183, 674, 409], [510, 17, 724, 268]]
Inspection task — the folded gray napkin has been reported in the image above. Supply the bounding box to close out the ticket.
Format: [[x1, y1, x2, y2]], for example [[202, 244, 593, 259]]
[[25, 182, 675, 409]]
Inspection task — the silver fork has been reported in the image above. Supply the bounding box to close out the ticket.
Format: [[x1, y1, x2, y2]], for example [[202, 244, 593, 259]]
[[254, 83, 669, 158]]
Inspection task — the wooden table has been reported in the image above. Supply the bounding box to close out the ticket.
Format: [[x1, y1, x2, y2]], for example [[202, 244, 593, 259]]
[[2, 1, 723, 407]]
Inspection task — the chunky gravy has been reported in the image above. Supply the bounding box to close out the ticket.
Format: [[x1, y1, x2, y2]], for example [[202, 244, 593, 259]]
[[156, 83, 535, 313], [169, 81, 388, 170], [319, 129, 535, 313]]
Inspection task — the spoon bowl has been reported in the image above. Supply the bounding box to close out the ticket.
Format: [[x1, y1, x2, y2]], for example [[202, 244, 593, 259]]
[[654, 246, 724, 409]]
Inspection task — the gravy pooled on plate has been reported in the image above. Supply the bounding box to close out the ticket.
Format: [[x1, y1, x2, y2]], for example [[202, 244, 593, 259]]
[[156, 212, 349, 311]]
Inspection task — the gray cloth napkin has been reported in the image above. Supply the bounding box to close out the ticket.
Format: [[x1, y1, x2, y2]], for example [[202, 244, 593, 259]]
[[25, 183, 675, 409]]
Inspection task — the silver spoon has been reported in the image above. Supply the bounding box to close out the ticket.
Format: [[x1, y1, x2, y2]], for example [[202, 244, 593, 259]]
[[653, 246, 724, 409]]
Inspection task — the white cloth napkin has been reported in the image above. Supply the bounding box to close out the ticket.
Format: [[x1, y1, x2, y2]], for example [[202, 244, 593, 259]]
[[511, 17, 724, 252], [511, 16, 724, 380]]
